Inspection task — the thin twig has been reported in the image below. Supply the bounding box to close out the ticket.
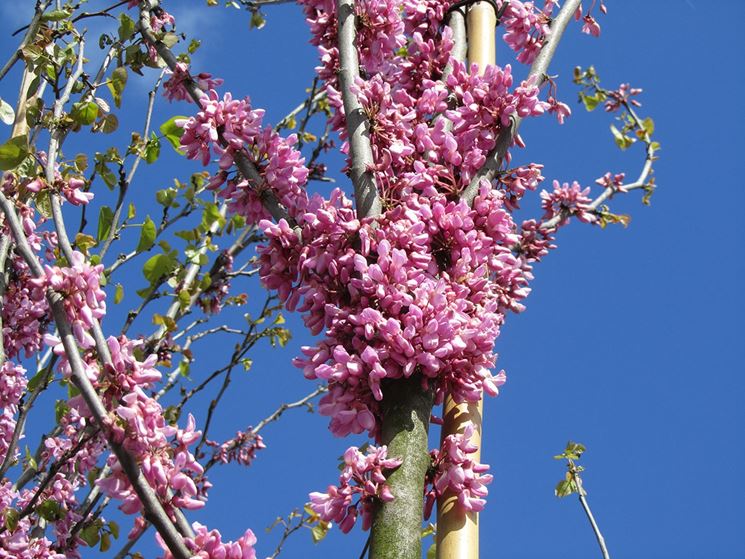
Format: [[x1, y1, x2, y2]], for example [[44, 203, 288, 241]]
[[570, 470, 611, 559]]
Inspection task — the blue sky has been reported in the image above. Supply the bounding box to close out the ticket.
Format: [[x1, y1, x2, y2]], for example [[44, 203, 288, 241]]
[[1, 1, 743, 558]]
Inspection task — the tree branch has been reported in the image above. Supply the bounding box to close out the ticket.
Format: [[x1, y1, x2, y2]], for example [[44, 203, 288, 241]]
[[461, 0, 583, 205], [0, 1, 51, 82], [0, 191, 193, 559], [138, 1, 296, 229], [336, 0, 381, 219]]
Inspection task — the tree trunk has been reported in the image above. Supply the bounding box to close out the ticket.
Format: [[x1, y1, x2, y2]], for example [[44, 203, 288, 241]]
[[369, 376, 434, 559]]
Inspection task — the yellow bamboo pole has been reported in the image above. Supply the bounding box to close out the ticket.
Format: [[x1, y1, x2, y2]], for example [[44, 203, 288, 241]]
[[436, 4, 496, 559]]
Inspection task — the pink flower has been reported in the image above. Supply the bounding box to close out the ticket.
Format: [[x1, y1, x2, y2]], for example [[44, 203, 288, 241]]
[[424, 422, 493, 517], [158, 523, 257, 559], [309, 445, 400, 532], [541, 180, 596, 227], [163, 62, 224, 103]]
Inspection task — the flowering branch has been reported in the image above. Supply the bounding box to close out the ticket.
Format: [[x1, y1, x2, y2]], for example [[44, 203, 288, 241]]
[[461, 0, 583, 205], [0, 191, 193, 559], [138, 0, 296, 227], [336, 0, 381, 219], [541, 76, 657, 231]]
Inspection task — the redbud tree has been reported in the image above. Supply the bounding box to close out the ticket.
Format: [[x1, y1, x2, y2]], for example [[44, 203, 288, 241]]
[[0, 1, 657, 558]]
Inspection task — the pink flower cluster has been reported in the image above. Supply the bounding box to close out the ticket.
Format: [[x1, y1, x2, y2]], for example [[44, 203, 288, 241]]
[[0, 362, 27, 410], [158, 522, 257, 559], [309, 445, 400, 532], [540, 180, 596, 227], [178, 91, 309, 223], [163, 62, 224, 103], [424, 422, 493, 517], [261, 184, 528, 438], [604, 83, 643, 112], [0, 362, 26, 466], [0, 479, 66, 559], [595, 171, 626, 192], [25, 175, 93, 206], [500, 0, 555, 64], [167, 0, 618, 522], [206, 430, 266, 467], [94, 338, 208, 516], [1, 255, 49, 360], [575, 0, 607, 38], [32, 250, 106, 350]]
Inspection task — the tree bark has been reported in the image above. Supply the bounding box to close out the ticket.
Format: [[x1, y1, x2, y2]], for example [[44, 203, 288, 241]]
[[369, 376, 434, 559]]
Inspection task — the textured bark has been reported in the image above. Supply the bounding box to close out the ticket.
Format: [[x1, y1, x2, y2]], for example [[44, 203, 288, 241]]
[[369, 376, 434, 559]]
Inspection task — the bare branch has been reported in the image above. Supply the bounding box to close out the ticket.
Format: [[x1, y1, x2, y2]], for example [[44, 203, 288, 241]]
[[100, 70, 166, 258]]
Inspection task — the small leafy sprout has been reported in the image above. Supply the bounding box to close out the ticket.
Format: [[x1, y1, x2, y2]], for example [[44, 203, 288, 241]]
[[553, 441, 587, 498]]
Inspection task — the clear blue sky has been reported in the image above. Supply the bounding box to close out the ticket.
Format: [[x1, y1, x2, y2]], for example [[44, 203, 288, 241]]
[[1, 1, 743, 558]]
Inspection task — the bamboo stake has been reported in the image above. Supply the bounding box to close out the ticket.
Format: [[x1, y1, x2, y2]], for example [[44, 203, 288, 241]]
[[436, 4, 495, 558]]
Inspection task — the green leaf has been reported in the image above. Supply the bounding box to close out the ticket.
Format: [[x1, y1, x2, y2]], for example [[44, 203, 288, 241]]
[[187, 39, 201, 54], [74, 153, 89, 172], [107, 67, 128, 108], [42, 9, 71, 21], [35, 191, 52, 218], [114, 283, 124, 304], [108, 520, 120, 539], [144, 132, 161, 164], [0, 98, 14, 125], [127, 202, 136, 220], [250, 11, 266, 29], [26, 368, 47, 392], [80, 524, 100, 547], [156, 188, 177, 207], [161, 32, 179, 48], [36, 499, 63, 521], [579, 91, 604, 112], [152, 313, 177, 331], [97, 206, 114, 242], [178, 289, 191, 310], [142, 253, 176, 284], [201, 202, 225, 230], [642, 117, 654, 135], [100, 532, 111, 552], [310, 523, 329, 543], [118, 13, 136, 41], [426, 544, 437, 559], [96, 113, 119, 134], [555, 479, 574, 498], [3, 509, 19, 533], [137, 216, 157, 252], [0, 135, 29, 170], [610, 124, 634, 150], [74, 233, 97, 254], [71, 101, 99, 126], [159, 116, 186, 151], [94, 156, 118, 190]]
